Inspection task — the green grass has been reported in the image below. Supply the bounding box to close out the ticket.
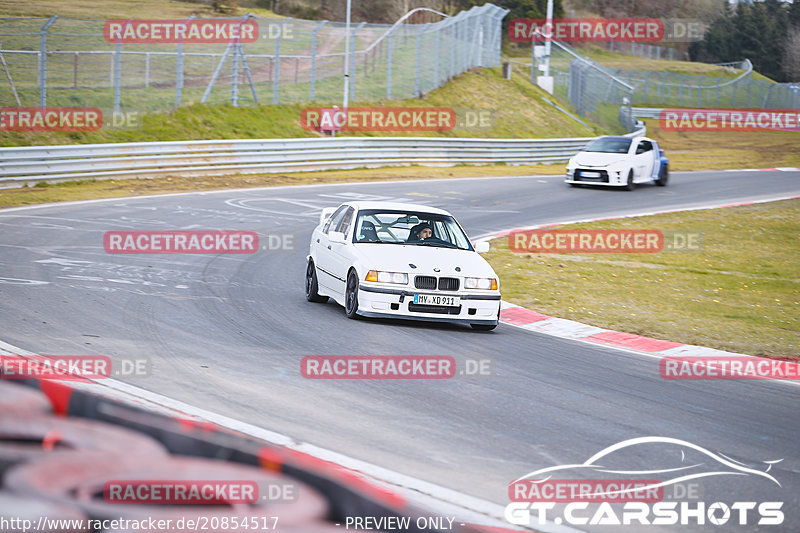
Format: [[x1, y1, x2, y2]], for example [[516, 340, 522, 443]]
[[485, 199, 800, 358], [0, 67, 598, 146]]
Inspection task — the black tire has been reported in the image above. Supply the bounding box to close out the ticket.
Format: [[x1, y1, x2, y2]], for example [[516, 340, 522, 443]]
[[655, 165, 669, 186], [305, 260, 328, 303], [471, 323, 497, 331], [344, 270, 360, 319], [624, 169, 635, 191]]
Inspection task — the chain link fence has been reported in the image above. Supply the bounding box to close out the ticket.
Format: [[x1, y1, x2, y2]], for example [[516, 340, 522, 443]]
[[0, 4, 507, 115], [509, 39, 799, 135], [612, 61, 800, 109]]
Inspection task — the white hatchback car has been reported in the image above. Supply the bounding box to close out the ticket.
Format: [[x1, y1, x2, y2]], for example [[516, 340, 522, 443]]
[[565, 136, 669, 190], [306, 202, 501, 330]]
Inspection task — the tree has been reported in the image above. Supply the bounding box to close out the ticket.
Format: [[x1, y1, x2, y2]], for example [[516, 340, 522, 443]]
[[690, 0, 794, 82]]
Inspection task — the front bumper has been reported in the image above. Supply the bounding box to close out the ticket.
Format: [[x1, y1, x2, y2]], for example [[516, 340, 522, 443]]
[[565, 167, 626, 186], [357, 284, 500, 325]]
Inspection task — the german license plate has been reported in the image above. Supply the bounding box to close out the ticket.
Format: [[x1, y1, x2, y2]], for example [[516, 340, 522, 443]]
[[413, 294, 460, 307], [580, 171, 601, 177]]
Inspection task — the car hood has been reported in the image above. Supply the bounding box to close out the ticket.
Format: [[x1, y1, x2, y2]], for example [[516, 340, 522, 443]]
[[354, 243, 497, 279], [573, 151, 627, 168]]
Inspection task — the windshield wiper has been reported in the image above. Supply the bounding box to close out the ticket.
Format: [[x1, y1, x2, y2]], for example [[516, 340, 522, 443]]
[[414, 240, 458, 249]]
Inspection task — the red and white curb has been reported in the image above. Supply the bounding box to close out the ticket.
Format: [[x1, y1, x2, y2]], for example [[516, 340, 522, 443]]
[[726, 167, 800, 172]]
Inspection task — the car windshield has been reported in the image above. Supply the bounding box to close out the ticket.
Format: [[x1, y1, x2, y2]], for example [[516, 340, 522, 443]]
[[353, 209, 473, 250], [584, 138, 631, 154]]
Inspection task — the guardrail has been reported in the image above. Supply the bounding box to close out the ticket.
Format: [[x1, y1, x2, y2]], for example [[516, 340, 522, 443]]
[[0, 126, 645, 189], [632, 107, 663, 118]]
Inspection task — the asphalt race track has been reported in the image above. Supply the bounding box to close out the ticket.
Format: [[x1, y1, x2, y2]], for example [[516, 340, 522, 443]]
[[1, 170, 799, 532]]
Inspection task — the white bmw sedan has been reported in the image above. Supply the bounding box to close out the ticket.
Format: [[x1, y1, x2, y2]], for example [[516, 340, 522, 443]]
[[306, 202, 501, 331]]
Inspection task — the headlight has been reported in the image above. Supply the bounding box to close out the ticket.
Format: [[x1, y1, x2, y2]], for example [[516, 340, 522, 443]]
[[465, 277, 498, 290], [365, 270, 408, 284]]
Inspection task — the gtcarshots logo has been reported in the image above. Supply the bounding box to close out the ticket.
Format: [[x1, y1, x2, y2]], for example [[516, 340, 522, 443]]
[[505, 437, 784, 527], [1, 107, 102, 131], [103, 19, 258, 43], [104, 230, 258, 254]]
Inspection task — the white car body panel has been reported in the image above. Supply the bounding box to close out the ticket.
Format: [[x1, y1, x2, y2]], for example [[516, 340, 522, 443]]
[[565, 136, 666, 187], [308, 201, 501, 327]]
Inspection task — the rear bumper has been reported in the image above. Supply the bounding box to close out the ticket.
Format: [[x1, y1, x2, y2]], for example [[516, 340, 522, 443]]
[[357, 285, 500, 325]]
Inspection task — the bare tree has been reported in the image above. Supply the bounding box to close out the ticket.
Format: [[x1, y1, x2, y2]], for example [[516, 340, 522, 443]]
[[782, 26, 800, 82]]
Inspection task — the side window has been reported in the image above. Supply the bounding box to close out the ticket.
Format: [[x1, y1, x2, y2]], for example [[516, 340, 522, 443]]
[[636, 141, 652, 154], [323, 206, 347, 234], [336, 207, 355, 237]]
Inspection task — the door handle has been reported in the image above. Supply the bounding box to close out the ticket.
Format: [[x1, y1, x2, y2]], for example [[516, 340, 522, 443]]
[[327, 245, 331, 250]]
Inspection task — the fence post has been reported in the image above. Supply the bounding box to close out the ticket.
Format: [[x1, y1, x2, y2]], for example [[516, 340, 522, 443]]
[[309, 20, 327, 101], [349, 22, 365, 103], [449, 18, 456, 79], [39, 16, 57, 107], [386, 31, 393, 99], [273, 18, 290, 105], [113, 41, 122, 115], [434, 26, 440, 87], [175, 16, 193, 108], [231, 41, 239, 106], [415, 25, 423, 96]]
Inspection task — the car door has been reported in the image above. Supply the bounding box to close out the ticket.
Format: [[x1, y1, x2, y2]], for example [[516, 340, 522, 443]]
[[327, 206, 356, 296], [633, 140, 655, 181], [315, 205, 348, 291]]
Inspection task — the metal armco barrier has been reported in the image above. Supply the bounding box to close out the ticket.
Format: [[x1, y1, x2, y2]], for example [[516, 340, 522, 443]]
[[0, 128, 645, 189]]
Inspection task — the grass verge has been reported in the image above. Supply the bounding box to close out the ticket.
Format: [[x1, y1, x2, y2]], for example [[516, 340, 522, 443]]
[[643, 119, 800, 171], [484, 199, 799, 358], [0, 164, 563, 209]]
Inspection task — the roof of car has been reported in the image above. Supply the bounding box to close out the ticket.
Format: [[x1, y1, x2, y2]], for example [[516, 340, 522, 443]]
[[597, 136, 634, 141], [342, 201, 452, 215]]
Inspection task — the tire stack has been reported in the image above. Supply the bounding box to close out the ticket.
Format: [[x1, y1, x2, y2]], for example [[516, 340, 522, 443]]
[[0, 382, 333, 532]]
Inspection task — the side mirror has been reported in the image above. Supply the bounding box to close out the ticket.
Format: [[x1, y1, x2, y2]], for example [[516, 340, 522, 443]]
[[329, 231, 347, 244], [319, 207, 336, 225], [474, 241, 490, 253]]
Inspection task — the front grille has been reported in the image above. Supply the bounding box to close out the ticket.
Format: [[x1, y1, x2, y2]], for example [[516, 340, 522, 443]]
[[438, 277, 459, 291], [574, 169, 609, 183], [408, 303, 462, 315], [414, 276, 437, 290]]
